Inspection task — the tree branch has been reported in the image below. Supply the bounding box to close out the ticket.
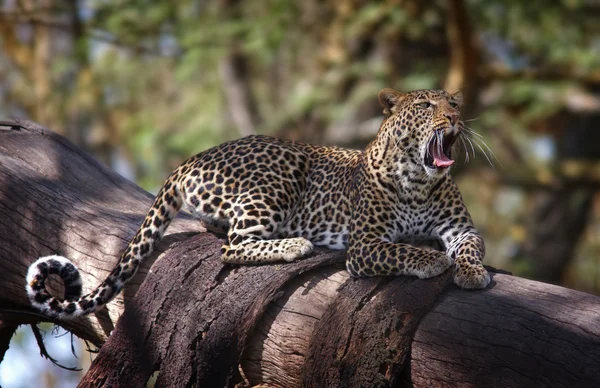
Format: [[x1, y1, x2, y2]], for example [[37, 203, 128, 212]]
[[30, 323, 82, 371], [0, 321, 18, 364], [1, 120, 599, 387]]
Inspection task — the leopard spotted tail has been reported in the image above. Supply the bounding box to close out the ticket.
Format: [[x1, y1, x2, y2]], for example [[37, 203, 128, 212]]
[[25, 178, 183, 319]]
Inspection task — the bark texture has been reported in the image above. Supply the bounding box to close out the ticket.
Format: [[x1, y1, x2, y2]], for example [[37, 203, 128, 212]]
[[1, 120, 599, 387]]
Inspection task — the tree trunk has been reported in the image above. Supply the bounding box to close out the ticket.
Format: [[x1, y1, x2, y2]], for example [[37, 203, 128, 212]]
[[1, 120, 599, 387]]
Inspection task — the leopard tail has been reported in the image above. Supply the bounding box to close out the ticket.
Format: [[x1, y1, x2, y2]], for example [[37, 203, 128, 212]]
[[25, 177, 183, 320]]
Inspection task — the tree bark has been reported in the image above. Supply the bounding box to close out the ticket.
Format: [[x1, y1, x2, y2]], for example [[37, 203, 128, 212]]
[[0, 321, 18, 363], [1, 120, 599, 387]]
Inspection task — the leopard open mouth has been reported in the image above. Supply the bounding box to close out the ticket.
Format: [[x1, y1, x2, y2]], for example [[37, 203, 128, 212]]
[[424, 130, 457, 169]]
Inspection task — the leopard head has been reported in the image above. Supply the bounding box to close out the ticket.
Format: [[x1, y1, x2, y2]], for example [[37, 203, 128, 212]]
[[378, 88, 464, 178]]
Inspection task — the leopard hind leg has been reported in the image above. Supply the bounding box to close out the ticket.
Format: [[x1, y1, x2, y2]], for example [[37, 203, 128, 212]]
[[220, 196, 313, 264]]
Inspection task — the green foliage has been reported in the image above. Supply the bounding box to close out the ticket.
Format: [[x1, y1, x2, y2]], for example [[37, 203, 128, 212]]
[[470, 0, 600, 70]]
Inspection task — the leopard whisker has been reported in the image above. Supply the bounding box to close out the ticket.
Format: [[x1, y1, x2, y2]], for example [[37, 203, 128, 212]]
[[462, 124, 484, 138], [474, 141, 495, 168], [477, 136, 502, 167], [466, 129, 484, 139], [462, 133, 476, 162], [463, 117, 481, 123], [460, 125, 501, 168], [458, 135, 470, 163]]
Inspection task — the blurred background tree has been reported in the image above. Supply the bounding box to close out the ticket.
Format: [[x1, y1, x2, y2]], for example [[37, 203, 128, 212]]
[[1, 0, 600, 384]]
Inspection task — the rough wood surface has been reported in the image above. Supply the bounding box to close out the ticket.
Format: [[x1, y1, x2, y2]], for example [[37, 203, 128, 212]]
[[79, 234, 347, 387], [301, 271, 452, 387], [0, 321, 18, 363], [1, 120, 600, 387], [410, 274, 600, 388], [241, 269, 350, 387]]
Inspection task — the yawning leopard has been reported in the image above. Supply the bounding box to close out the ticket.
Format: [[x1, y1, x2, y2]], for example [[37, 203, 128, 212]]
[[26, 88, 490, 319]]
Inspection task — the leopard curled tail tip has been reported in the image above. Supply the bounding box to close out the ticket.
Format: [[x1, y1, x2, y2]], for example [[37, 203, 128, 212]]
[[26, 255, 84, 319]]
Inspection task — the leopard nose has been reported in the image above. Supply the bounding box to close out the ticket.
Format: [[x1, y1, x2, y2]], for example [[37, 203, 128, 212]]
[[445, 112, 459, 126]]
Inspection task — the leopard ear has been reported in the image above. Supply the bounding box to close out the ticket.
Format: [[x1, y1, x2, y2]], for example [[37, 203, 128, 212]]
[[378, 88, 406, 116], [451, 90, 464, 107]]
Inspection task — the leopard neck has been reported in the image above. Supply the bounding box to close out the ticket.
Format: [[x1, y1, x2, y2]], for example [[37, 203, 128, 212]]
[[363, 124, 443, 199]]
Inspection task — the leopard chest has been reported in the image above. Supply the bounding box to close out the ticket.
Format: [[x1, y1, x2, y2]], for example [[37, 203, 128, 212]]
[[393, 201, 436, 239]]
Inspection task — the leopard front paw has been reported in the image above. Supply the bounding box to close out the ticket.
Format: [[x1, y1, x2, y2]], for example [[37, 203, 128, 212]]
[[281, 238, 314, 262], [454, 262, 490, 289], [413, 251, 453, 279]]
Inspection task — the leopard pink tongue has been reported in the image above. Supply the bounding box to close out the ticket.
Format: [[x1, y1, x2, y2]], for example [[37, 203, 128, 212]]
[[432, 147, 454, 167]]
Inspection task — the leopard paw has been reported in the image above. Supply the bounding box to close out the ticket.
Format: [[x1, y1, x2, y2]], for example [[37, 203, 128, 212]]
[[454, 263, 490, 289], [413, 251, 453, 279], [281, 238, 314, 262]]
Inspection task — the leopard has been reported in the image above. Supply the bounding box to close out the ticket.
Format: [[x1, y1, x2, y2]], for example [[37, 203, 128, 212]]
[[26, 88, 490, 320]]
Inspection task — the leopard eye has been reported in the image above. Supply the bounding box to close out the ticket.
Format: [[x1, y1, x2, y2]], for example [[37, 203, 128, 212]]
[[417, 102, 431, 109], [449, 101, 459, 109]]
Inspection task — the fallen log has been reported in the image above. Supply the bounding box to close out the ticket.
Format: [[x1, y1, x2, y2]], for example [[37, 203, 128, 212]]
[[1, 120, 599, 387]]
